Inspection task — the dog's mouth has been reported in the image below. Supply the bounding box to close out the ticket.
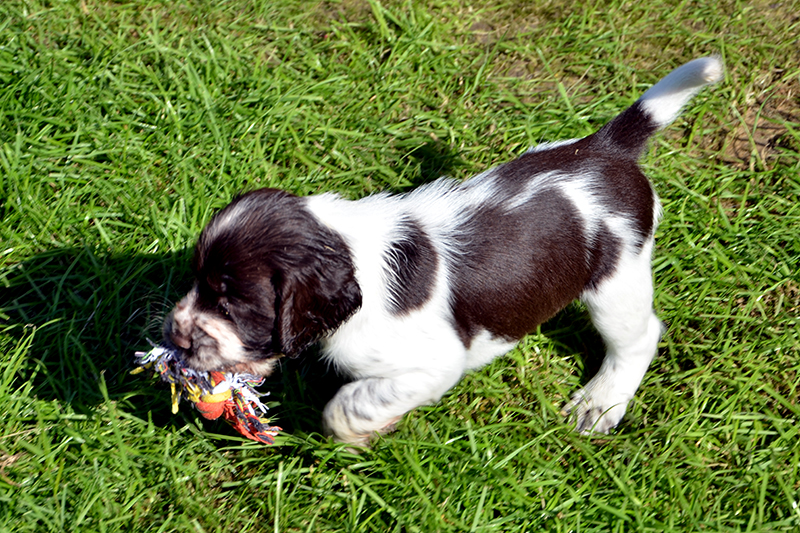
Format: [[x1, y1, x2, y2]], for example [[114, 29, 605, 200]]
[[164, 309, 276, 375], [225, 354, 285, 377], [168, 340, 284, 377], [196, 356, 281, 378]]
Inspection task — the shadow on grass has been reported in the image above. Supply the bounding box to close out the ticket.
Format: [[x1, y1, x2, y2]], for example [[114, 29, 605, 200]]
[[540, 304, 606, 384], [0, 247, 346, 439], [1, 246, 606, 442], [394, 138, 470, 191]]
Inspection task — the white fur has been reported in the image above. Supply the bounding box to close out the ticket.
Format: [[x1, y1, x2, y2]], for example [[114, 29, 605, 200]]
[[306, 168, 658, 444], [638, 56, 724, 128], [306, 58, 723, 444], [566, 239, 661, 432]]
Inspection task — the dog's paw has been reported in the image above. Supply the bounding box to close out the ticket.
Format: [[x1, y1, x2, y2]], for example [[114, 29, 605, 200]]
[[322, 399, 401, 447], [562, 383, 631, 434]]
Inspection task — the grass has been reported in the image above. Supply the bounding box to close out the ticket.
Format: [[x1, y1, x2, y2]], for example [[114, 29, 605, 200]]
[[0, 0, 798, 530]]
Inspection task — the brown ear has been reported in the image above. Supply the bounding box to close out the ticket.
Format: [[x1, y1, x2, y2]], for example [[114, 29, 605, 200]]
[[277, 250, 362, 357]]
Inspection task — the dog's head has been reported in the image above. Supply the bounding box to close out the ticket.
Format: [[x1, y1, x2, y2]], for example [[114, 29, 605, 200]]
[[163, 188, 362, 375]]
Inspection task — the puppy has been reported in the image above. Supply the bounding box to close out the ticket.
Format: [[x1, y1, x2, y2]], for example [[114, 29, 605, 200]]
[[164, 57, 723, 445]]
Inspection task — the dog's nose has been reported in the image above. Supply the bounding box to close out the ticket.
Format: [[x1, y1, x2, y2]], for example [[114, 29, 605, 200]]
[[171, 316, 193, 350], [170, 298, 194, 350], [172, 329, 191, 350]]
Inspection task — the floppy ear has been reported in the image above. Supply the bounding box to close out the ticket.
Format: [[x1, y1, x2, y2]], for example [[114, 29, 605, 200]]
[[276, 245, 362, 358]]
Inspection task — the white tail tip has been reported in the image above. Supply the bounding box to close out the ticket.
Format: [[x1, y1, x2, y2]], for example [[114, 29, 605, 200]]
[[639, 56, 724, 129], [696, 56, 725, 84]]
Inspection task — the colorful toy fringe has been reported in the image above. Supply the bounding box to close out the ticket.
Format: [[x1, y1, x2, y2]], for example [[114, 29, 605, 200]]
[[132, 343, 280, 445]]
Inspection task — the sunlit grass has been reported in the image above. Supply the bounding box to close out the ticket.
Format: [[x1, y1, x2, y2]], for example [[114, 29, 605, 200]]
[[1, 0, 798, 531]]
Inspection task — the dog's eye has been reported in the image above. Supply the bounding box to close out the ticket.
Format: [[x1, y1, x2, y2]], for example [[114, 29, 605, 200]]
[[217, 299, 230, 317]]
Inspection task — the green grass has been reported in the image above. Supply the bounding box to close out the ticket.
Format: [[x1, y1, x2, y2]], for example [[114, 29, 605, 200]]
[[1, 0, 799, 530]]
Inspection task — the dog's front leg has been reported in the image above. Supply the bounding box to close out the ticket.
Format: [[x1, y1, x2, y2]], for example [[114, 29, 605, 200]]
[[322, 371, 458, 446]]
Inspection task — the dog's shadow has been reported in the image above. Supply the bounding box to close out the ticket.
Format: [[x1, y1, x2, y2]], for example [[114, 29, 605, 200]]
[[393, 138, 470, 192], [0, 246, 603, 440], [1, 247, 193, 429], [539, 305, 606, 383], [0, 247, 346, 436]]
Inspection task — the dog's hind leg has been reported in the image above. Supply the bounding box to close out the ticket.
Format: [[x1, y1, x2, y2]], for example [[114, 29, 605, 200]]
[[565, 238, 663, 434]]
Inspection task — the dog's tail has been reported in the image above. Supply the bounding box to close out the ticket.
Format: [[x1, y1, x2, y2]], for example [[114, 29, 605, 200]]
[[589, 56, 723, 159]]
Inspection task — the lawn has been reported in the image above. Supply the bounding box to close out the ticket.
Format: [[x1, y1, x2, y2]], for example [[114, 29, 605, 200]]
[[1, 0, 799, 531]]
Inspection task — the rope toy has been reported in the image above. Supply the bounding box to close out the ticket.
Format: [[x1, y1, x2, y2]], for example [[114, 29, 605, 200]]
[[132, 343, 280, 444]]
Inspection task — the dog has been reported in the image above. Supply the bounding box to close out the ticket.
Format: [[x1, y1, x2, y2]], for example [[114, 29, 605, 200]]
[[163, 57, 723, 445]]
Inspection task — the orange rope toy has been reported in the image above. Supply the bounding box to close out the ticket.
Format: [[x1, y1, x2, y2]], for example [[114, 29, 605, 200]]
[[132, 343, 280, 444]]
